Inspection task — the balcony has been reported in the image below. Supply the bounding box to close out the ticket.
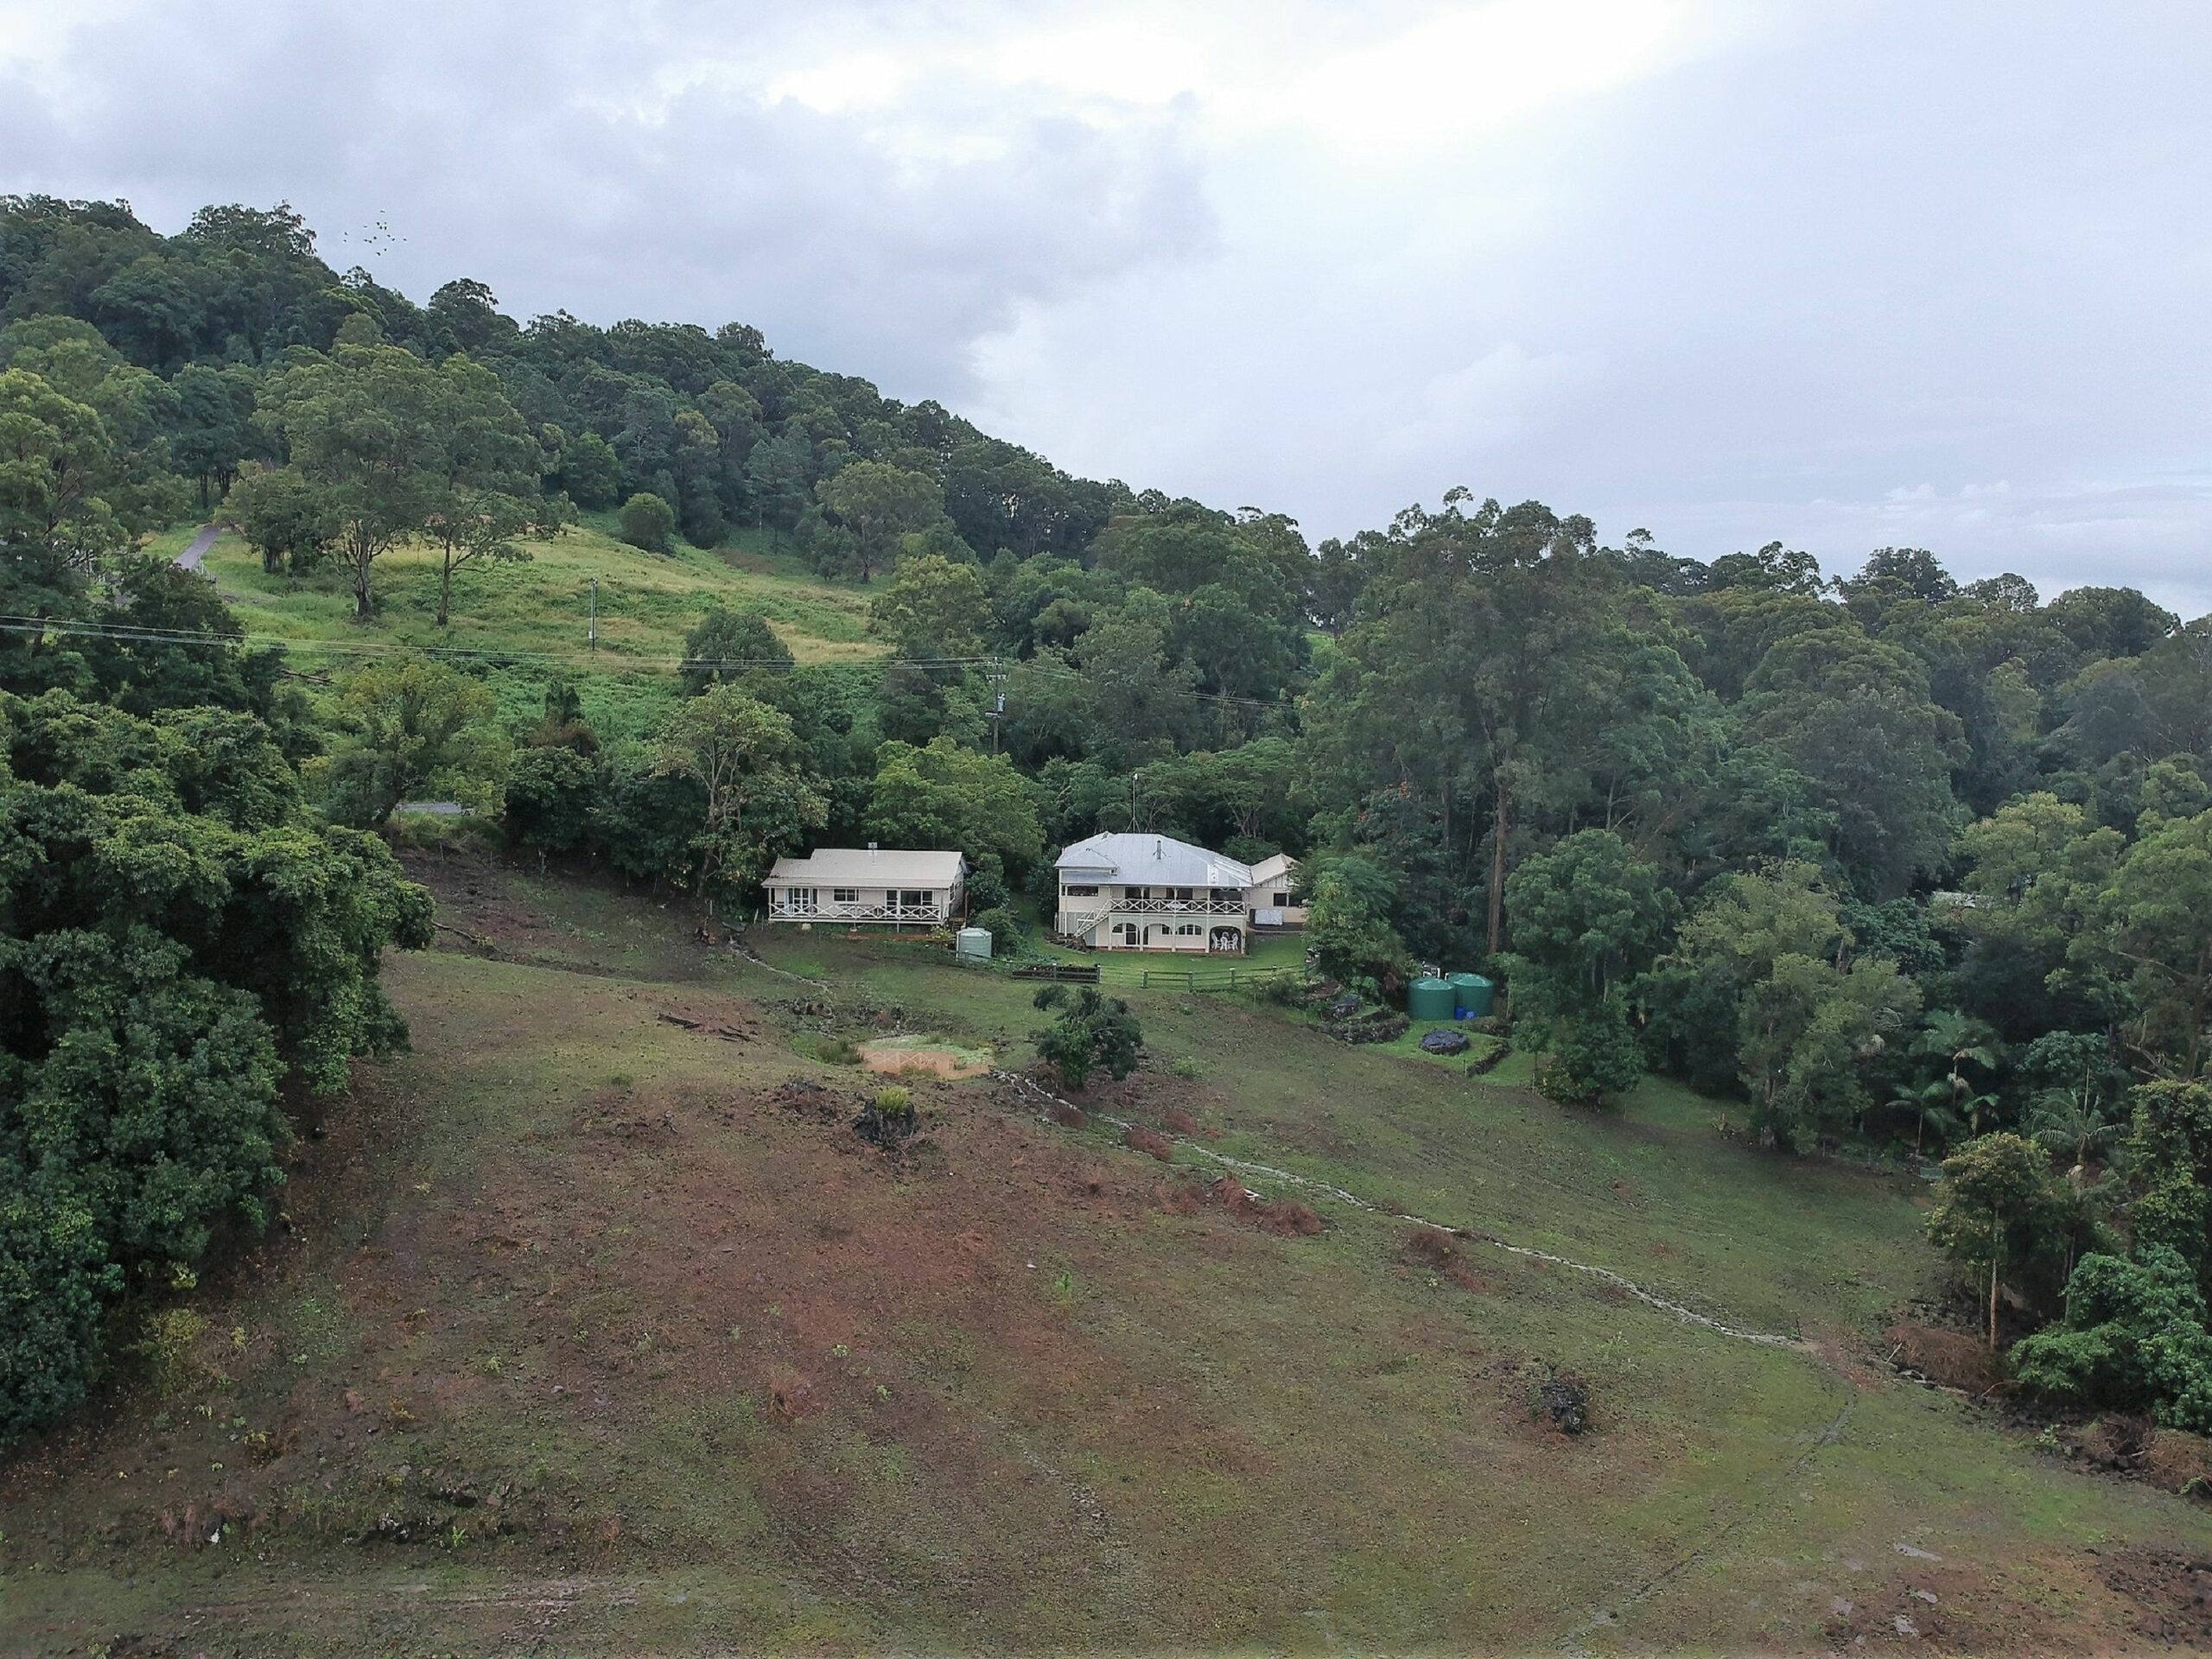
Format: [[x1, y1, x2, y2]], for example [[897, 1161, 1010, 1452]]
[[1082, 895, 1247, 916], [768, 900, 950, 923]]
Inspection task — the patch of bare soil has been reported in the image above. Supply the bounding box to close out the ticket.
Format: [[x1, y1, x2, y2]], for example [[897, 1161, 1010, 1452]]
[[1160, 1175, 1324, 1236], [1401, 1225, 1488, 1294], [859, 1041, 990, 1079], [2101, 1547, 2212, 1648]]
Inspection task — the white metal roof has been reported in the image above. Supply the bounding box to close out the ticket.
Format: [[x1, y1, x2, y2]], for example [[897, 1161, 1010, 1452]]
[[766, 848, 966, 887], [1056, 833, 1253, 889], [1245, 852, 1298, 885]]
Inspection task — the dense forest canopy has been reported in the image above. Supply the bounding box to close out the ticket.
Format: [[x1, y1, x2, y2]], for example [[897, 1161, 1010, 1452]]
[[3, 193, 2211, 1440]]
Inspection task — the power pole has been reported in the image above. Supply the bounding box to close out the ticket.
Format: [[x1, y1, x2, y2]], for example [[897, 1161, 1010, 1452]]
[[986, 659, 1007, 755], [588, 577, 597, 652]]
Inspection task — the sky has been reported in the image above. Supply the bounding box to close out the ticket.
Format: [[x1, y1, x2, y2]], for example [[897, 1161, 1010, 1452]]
[[3, 0, 2207, 613]]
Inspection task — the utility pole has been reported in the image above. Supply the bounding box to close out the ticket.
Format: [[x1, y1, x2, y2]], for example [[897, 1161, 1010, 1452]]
[[986, 659, 1007, 755], [588, 577, 597, 652]]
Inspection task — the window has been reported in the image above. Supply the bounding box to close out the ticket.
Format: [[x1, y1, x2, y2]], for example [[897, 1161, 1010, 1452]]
[[1063, 884, 1099, 898], [786, 887, 816, 906], [1272, 892, 1290, 907], [832, 887, 858, 904], [899, 889, 934, 909], [1177, 924, 1201, 936], [1171, 887, 1193, 901], [1115, 922, 1138, 941]]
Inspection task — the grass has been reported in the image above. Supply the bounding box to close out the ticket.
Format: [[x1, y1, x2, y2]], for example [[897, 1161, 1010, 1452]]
[[1025, 927, 1310, 987], [182, 518, 885, 741], [3, 858, 2206, 1653]]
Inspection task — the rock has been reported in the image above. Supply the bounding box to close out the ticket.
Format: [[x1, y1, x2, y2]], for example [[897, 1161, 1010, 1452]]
[[1419, 1028, 1471, 1055]]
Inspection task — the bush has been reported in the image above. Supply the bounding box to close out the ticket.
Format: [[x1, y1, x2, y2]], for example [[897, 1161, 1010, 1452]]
[[966, 857, 1012, 913], [1033, 988, 1143, 1090], [618, 491, 676, 554], [873, 1086, 913, 1121], [970, 906, 1026, 952]]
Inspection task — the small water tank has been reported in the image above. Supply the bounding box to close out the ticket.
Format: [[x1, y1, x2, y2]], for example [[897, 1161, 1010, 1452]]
[[956, 926, 993, 961], [1408, 976, 1457, 1021], [1448, 972, 1496, 1019]]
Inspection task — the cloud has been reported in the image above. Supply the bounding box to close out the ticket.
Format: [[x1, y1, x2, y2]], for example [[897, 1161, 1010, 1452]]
[[1, 0, 2207, 614]]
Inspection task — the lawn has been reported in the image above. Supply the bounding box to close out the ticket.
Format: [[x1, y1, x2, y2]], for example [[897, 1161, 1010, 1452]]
[[3, 858, 2206, 1654]]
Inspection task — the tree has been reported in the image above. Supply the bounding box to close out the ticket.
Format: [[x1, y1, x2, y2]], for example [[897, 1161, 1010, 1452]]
[[680, 605, 792, 696], [0, 365, 130, 569], [223, 461, 333, 575], [1912, 1010, 2005, 1138], [0, 685, 433, 1439], [167, 361, 255, 508], [619, 490, 675, 554], [315, 659, 512, 827], [1927, 1132, 2065, 1351], [1315, 497, 1630, 956], [257, 343, 451, 619], [2012, 1247, 2212, 1431], [2121, 1080, 2212, 1293], [653, 685, 827, 912], [815, 461, 944, 582], [865, 738, 1043, 875], [558, 430, 622, 509], [423, 353, 564, 626], [1304, 867, 1413, 995], [1738, 629, 1966, 898], [1502, 830, 1676, 1103], [427, 486, 567, 626], [2081, 808, 2212, 1077], [1662, 861, 1918, 1146], [1032, 985, 1143, 1089], [868, 551, 988, 659]]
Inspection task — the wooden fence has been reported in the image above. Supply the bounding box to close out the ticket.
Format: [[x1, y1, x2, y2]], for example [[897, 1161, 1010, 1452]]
[[1139, 963, 1296, 993], [1009, 962, 1103, 983]]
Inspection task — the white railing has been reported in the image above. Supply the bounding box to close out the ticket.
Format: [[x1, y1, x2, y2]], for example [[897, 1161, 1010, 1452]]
[[768, 900, 949, 923], [1064, 895, 1247, 916]]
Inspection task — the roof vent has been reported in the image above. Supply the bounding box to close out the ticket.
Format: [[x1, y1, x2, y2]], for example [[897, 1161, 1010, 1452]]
[[1154, 839, 1163, 858]]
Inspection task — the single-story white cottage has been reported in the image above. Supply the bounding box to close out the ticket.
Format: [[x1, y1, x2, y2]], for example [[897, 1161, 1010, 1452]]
[[1053, 833, 1301, 954], [763, 846, 966, 926]]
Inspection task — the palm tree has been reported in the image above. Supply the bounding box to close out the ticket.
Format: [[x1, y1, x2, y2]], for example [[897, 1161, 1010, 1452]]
[[1888, 1078, 1966, 1158], [2024, 1088, 2120, 1169], [1916, 1010, 2005, 1134]]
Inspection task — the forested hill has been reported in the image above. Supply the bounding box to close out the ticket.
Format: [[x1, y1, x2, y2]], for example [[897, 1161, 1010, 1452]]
[[3, 193, 2212, 1448]]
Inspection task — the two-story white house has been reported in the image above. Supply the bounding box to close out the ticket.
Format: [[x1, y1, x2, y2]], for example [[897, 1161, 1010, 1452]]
[[1054, 833, 1261, 954], [763, 846, 967, 927]]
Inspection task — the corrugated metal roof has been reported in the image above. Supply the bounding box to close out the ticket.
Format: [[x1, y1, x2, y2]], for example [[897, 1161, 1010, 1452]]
[[766, 849, 966, 886], [1246, 852, 1298, 884], [1055, 833, 1253, 888]]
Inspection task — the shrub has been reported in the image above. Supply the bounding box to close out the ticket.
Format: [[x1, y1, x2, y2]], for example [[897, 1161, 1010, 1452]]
[[873, 1086, 913, 1121], [1033, 988, 1143, 1090], [970, 906, 1026, 952], [618, 491, 676, 554]]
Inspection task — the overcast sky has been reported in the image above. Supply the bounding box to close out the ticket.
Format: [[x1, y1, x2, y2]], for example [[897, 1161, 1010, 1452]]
[[3, 0, 2207, 613]]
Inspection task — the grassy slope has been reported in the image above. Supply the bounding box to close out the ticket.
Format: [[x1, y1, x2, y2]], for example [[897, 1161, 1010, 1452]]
[[3, 862, 2205, 1655], [191, 515, 884, 741]]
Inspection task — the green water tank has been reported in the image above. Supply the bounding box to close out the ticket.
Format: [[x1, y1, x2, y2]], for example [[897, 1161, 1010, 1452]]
[[1408, 976, 1458, 1021], [1448, 972, 1496, 1019]]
